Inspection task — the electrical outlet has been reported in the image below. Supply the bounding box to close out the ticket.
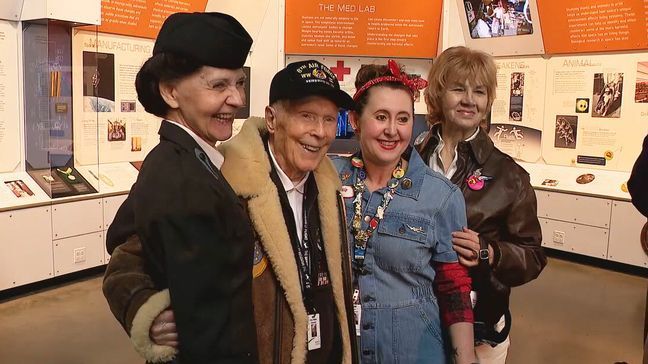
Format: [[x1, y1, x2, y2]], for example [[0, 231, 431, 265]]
[[552, 230, 565, 245], [74, 247, 86, 263]]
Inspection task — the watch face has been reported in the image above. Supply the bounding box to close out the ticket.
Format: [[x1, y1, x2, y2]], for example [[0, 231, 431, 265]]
[[576, 173, 595, 184], [479, 249, 489, 260]]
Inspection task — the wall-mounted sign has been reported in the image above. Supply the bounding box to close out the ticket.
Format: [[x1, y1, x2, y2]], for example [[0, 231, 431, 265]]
[[285, 0, 442, 58], [91, 0, 208, 39], [538, 0, 648, 54]]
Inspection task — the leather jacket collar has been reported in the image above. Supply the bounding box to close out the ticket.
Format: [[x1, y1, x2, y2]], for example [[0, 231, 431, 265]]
[[416, 123, 495, 167]]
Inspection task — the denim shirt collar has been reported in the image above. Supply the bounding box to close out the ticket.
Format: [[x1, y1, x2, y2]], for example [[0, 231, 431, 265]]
[[340, 146, 426, 201], [396, 147, 425, 201]]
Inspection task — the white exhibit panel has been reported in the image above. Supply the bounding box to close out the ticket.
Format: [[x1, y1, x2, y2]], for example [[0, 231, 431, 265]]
[[71, 30, 160, 167], [534, 190, 611, 229], [103, 233, 110, 263], [21, 0, 100, 25], [543, 52, 648, 172], [0, 20, 21, 173], [53, 231, 104, 276], [539, 217, 609, 260], [0, 206, 53, 290], [489, 56, 546, 162], [0, 0, 23, 21], [609, 201, 648, 268], [454, 0, 545, 56], [102, 194, 127, 230], [51, 198, 103, 239]]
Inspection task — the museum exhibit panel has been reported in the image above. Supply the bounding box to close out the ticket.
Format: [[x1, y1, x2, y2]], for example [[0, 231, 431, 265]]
[[0, 0, 645, 293]]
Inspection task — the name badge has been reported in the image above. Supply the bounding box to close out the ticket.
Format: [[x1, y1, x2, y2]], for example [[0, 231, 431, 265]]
[[353, 288, 362, 336], [307, 313, 321, 351]]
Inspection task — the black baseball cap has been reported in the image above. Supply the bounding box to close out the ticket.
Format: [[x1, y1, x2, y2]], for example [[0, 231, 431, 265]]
[[153, 12, 252, 69], [269, 60, 354, 110]]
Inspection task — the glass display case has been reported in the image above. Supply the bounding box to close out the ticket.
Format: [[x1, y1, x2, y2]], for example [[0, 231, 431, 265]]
[[22, 19, 98, 198]]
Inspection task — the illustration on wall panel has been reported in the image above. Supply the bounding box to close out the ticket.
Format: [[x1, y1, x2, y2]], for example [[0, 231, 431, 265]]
[[591, 72, 623, 118], [509, 71, 524, 121], [554, 115, 577, 149]]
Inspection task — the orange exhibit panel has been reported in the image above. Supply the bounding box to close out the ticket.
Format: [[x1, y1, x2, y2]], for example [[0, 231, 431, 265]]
[[90, 0, 208, 39], [285, 0, 443, 58], [538, 0, 648, 54]]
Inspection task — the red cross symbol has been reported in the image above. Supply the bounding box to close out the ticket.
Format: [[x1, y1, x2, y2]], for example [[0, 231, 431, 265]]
[[330, 60, 351, 81]]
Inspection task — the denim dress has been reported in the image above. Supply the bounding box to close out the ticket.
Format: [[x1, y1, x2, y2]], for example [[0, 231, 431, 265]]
[[331, 149, 467, 364]]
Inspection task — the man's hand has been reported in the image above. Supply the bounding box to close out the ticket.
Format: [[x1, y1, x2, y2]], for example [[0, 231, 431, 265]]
[[150, 309, 178, 347]]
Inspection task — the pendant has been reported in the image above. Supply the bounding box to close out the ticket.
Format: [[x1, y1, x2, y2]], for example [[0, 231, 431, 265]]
[[392, 166, 405, 179], [376, 206, 384, 219], [355, 230, 369, 243], [352, 215, 362, 230], [358, 170, 366, 180], [341, 185, 354, 198], [351, 157, 364, 168]]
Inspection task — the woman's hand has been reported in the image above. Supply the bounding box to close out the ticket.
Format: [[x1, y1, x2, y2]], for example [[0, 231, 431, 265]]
[[452, 227, 495, 267], [150, 309, 179, 347], [451, 227, 481, 267]]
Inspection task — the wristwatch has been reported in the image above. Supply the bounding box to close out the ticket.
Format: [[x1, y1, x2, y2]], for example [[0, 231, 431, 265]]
[[478, 248, 490, 261]]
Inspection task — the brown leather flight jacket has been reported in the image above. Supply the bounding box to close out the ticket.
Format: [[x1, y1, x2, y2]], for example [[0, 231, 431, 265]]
[[416, 125, 546, 329]]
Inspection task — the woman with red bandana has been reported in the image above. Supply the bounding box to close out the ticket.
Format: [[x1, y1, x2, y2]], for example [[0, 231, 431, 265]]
[[331, 60, 476, 363]]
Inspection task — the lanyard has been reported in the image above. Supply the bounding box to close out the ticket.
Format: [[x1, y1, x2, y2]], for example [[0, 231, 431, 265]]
[[350, 156, 404, 271], [294, 194, 313, 293]]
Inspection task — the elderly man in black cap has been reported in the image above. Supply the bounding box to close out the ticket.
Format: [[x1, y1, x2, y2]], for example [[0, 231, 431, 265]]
[[103, 11, 258, 363], [104, 19, 358, 363]]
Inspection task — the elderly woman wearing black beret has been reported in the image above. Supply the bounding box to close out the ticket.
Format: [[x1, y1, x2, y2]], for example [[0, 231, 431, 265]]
[[102, 12, 258, 363]]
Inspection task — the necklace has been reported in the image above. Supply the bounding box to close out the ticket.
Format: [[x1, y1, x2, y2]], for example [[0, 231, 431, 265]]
[[350, 156, 405, 270]]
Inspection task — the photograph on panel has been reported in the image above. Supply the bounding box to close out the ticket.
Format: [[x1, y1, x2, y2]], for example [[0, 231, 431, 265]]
[[83, 51, 116, 112], [509, 72, 524, 121], [464, 0, 533, 39], [554, 115, 577, 149], [635, 62, 648, 103], [121, 100, 137, 112], [107, 119, 127, 142], [592, 72, 623, 118]]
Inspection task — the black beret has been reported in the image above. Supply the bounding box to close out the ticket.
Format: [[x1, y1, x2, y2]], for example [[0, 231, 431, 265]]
[[153, 12, 252, 69], [270, 60, 354, 110]]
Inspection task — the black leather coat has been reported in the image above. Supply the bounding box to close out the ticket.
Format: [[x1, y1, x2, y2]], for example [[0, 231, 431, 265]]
[[106, 120, 258, 363]]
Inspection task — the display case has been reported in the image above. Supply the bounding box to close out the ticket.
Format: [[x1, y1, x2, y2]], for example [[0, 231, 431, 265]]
[[22, 19, 98, 199], [0, 1, 146, 291]]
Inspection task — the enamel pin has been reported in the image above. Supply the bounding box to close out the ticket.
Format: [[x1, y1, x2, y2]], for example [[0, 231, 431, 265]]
[[341, 185, 354, 198], [466, 168, 493, 191]]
